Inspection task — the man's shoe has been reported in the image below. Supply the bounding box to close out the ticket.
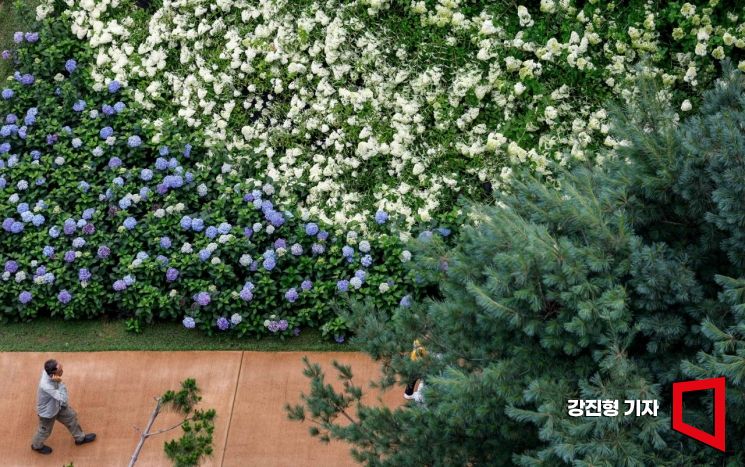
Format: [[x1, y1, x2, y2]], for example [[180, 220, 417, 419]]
[[31, 445, 53, 454], [403, 392, 415, 400], [75, 433, 96, 445]]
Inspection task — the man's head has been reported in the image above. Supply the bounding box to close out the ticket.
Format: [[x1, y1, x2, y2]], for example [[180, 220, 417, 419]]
[[44, 359, 62, 376]]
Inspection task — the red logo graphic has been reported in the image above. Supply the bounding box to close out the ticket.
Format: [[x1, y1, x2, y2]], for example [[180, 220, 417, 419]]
[[671, 377, 726, 452]]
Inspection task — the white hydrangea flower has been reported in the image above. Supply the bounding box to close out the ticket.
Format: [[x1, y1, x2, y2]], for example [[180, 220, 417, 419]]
[[379, 282, 390, 293]]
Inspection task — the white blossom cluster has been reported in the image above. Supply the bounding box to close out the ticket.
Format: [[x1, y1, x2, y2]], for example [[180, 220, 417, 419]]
[[41, 0, 745, 233]]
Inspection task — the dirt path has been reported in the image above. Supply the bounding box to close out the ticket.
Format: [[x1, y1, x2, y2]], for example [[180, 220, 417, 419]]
[[0, 351, 400, 466]]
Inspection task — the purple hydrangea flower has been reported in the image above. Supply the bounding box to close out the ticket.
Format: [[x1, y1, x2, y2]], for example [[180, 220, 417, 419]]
[[10, 221, 24, 233], [19, 291, 32, 304], [355, 270, 367, 281], [285, 288, 299, 302], [159, 146, 170, 156], [49, 226, 61, 238], [166, 268, 179, 282], [58, 290, 72, 304], [43, 246, 55, 257], [301, 280, 313, 291], [160, 237, 172, 249], [78, 268, 91, 281], [108, 80, 122, 93], [72, 237, 86, 248], [64, 251, 76, 263], [243, 227, 253, 238], [279, 320, 288, 331], [113, 102, 126, 113], [217, 317, 230, 331], [194, 292, 211, 306], [311, 243, 325, 255], [97, 245, 111, 258], [13, 32, 23, 43], [1, 50, 11, 60], [305, 223, 319, 236], [19, 74, 35, 85], [182, 317, 196, 329], [183, 144, 192, 157], [123, 217, 137, 230], [335, 335, 345, 344], [24, 32, 39, 43], [218, 222, 231, 234], [239, 288, 253, 301], [267, 212, 284, 227], [342, 246, 354, 258], [1, 89, 13, 100], [102, 104, 115, 116], [155, 158, 168, 170], [123, 275, 135, 286], [205, 226, 218, 239], [198, 249, 211, 261], [318, 231, 329, 241], [274, 239, 287, 249], [180, 216, 192, 230], [73, 100, 86, 112], [293, 327, 301, 336], [290, 244, 303, 256], [4, 260, 19, 273], [337, 280, 350, 292], [82, 223, 95, 235], [361, 255, 373, 267], [113, 280, 127, 291]]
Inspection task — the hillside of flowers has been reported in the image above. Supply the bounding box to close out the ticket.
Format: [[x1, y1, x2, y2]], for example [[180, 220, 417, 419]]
[[0, 6, 449, 339], [2, 0, 745, 337]]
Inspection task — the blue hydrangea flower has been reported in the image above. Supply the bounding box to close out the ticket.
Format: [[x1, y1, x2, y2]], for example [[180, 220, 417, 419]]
[[290, 244, 303, 256], [123, 275, 135, 286], [194, 292, 211, 306], [73, 100, 86, 112], [400, 295, 412, 308], [301, 280, 313, 291], [19, 291, 32, 304], [342, 246, 354, 258], [43, 246, 54, 257], [112, 177, 124, 187], [108, 80, 122, 93], [123, 217, 137, 230], [159, 146, 170, 156], [311, 243, 325, 255], [437, 227, 452, 237], [166, 268, 179, 282], [32, 214, 45, 226], [160, 237, 172, 249], [82, 208, 95, 220], [205, 226, 218, 239], [183, 144, 192, 157], [418, 230, 433, 242], [4, 260, 18, 273], [218, 222, 232, 234], [155, 158, 168, 170], [243, 227, 253, 238], [239, 288, 253, 301], [355, 270, 367, 281], [72, 237, 86, 248], [128, 135, 142, 148], [24, 32, 39, 43], [113, 280, 127, 291], [182, 316, 196, 329], [99, 126, 114, 139], [11, 221, 25, 233], [13, 32, 23, 43], [114, 102, 126, 113], [375, 210, 388, 224], [78, 181, 90, 192], [108, 157, 122, 169], [263, 257, 276, 271], [198, 249, 211, 261], [191, 218, 204, 232], [64, 251, 76, 263], [217, 317, 230, 331], [1, 89, 13, 100], [65, 59, 77, 73], [180, 216, 192, 230], [285, 288, 299, 302], [318, 231, 329, 241], [102, 104, 114, 116], [337, 280, 350, 292], [139, 169, 153, 181], [58, 290, 72, 304], [79, 268, 91, 281], [49, 226, 60, 238]]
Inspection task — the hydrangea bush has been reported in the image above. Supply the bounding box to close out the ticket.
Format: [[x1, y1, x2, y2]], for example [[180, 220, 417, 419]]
[[33, 0, 745, 233], [0, 15, 447, 338]]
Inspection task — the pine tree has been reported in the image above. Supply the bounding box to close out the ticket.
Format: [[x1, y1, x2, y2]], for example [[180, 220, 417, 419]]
[[288, 63, 745, 466]]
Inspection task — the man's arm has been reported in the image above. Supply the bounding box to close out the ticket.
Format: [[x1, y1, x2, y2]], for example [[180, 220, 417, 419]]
[[41, 379, 69, 405]]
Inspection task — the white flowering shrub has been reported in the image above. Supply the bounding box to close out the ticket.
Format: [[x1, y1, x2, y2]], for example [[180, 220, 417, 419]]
[[35, 0, 745, 233]]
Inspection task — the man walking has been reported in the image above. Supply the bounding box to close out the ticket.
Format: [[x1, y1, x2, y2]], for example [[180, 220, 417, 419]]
[[31, 359, 96, 455]]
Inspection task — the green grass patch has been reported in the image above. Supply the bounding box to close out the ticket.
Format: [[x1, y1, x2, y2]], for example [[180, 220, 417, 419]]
[[0, 0, 38, 80], [0, 318, 357, 352]]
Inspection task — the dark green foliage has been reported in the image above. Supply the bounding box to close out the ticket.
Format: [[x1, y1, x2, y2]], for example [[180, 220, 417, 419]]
[[289, 63, 745, 465]]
